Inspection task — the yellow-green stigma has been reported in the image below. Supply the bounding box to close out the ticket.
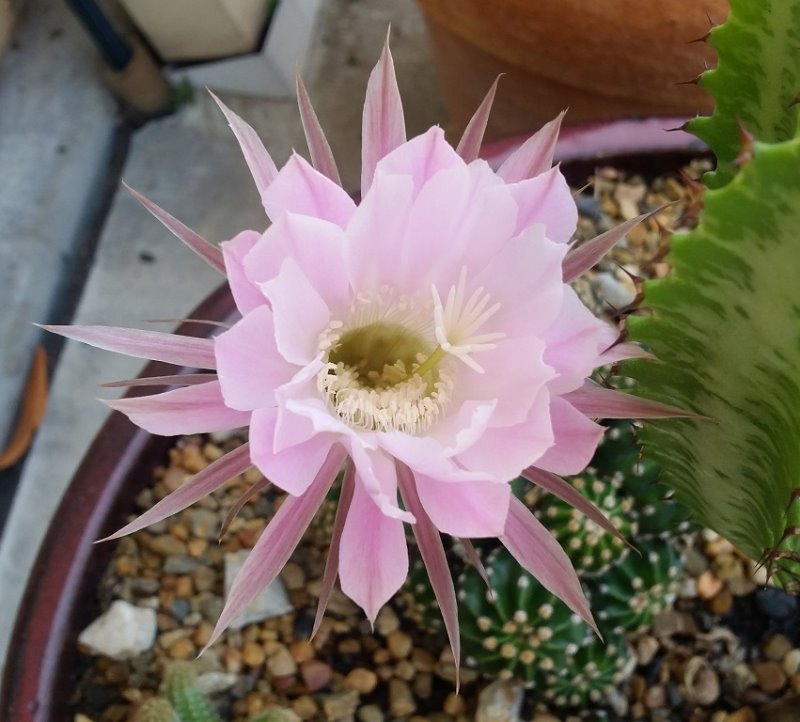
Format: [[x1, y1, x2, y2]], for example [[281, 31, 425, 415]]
[[318, 320, 453, 434]]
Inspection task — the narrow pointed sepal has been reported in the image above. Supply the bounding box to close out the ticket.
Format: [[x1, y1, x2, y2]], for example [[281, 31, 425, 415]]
[[397, 463, 460, 690], [563, 381, 697, 419], [203, 445, 346, 651], [460, 538, 490, 589], [500, 497, 599, 637], [101, 373, 216, 388], [361, 31, 406, 198], [209, 91, 279, 207], [496, 111, 565, 183], [219, 476, 271, 541], [456, 76, 500, 163], [41, 324, 218, 369], [599, 342, 655, 363], [312, 459, 355, 639], [562, 211, 655, 282], [296, 71, 342, 186], [123, 184, 225, 273], [521, 465, 630, 548], [98, 443, 252, 541]]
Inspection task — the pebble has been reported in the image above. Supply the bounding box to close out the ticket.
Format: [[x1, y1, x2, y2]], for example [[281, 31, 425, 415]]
[[644, 685, 666, 709], [289, 639, 316, 664], [163, 555, 199, 574], [146, 534, 187, 557], [281, 562, 306, 590], [343, 668, 378, 695], [709, 587, 734, 615], [475, 679, 524, 722], [726, 707, 756, 722], [267, 645, 298, 677], [683, 545, 709, 575], [696, 570, 724, 600], [167, 637, 195, 660], [756, 587, 798, 620], [292, 695, 319, 721], [77, 600, 157, 661], [763, 634, 793, 662], [195, 671, 238, 694], [300, 659, 333, 691], [242, 641, 266, 667], [375, 606, 400, 636], [224, 550, 293, 628], [759, 696, 800, 722], [357, 705, 384, 722], [636, 635, 660, 666], [386, 630, 412, 659], [751, 661, 787, 694], [411, 647, 436, 672], [783, 649, 800, 676], [388, 679, 416, 717], [682, 656, 720, 705], [322, 690, 359, 721], [652, 610, 695, 638], [443, 692, 465, 715]]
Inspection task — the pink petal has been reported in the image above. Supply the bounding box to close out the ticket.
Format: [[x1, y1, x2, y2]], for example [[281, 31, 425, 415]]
[[99, 443, 252, 541], [273, 361, 327, 453], [296, 71, 342, 186], [260, 257, 331, 365], [563, 381, 694, 419], [262, 154, 355, 229], [500, 497, 597, 634], [250, 406, 336, 496], [496, 112, 564, 183], [428, 400, 497, 457], [105, 380, 249, 434], [456, 77, 500, 163], [220, 475, 270, 540], [221, 230, 266, 316], [374, 127, 463, 195], [470, 225, 566, 338], [338, 469, 408, 623], [456, 388, 554, 481], [346, 442, 415, 522], [101, 373, 215, 388], [361, 33, 406, 197], [42, 325, 217, 369], [508, 166, 577, 243], [531, 397, 605, 475], [123, 184, 225, 273], [562, 212, 653, 282], [397, 463, 460, 687], [542, 287, 614, 394], [312, 459, 355, 638], [520, 465, 628, 548], [214, 305, 295, 411], [210, 91, 278, 207], [414, 473, 511, 538], [205, 444, 346, 649], [345, 172, 414, 293], [244, 213, 350, 313]]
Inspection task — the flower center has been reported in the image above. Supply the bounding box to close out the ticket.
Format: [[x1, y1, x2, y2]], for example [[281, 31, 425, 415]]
[[317, 320, 453, 434]]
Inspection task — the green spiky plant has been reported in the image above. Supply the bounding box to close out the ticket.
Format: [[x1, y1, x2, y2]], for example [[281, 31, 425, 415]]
[[624, 0, 800, 589], [134, 663, 293, 722]]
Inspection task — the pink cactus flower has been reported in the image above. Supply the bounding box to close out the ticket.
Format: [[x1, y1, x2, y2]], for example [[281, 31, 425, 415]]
[[46, 40, 685, 668]]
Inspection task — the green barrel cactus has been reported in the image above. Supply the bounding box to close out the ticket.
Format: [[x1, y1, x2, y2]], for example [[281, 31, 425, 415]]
[[459, 548, 592, 685], [593, 421, 694, 540], [533, 467, 636, 574], [134, 663, 221, 722], [589, 538, 682, 635]]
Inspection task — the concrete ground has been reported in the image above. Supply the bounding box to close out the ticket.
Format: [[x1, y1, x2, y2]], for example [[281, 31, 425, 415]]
[[0, 0, 443, 675]]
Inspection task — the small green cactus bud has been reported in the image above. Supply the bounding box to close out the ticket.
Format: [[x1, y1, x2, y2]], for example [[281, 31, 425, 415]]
[[163, 662, 222, 722]]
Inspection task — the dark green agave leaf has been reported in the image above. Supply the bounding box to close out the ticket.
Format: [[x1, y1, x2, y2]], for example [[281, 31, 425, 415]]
[[626, 137, 800, 588], [690, 0, 800, 186]]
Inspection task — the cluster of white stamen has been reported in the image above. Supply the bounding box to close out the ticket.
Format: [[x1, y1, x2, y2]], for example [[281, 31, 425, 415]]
[[432, 267, 505, 373], [317, 360, 453, 434]]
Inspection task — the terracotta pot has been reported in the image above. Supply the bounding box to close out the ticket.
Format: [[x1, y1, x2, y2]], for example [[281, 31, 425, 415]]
[[416, 0, 727, 140], [0, 123, 707, 720]]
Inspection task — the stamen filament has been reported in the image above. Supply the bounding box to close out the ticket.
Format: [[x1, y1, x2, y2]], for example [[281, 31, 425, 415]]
[[413, 345, 445, 378]]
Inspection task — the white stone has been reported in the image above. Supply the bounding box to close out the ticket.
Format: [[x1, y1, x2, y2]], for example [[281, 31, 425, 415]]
[[475, 679, 524, 722], [77, 600, 156, 660], [224, 550, 293, 629], [196, 671, 239, 695]]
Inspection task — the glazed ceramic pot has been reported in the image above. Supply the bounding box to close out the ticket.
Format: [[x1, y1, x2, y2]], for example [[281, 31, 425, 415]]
[[416, 0, 727, 139]]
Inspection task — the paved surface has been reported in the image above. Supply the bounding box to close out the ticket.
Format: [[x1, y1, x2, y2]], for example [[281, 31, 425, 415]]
[[0, 0, 441, 677]]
